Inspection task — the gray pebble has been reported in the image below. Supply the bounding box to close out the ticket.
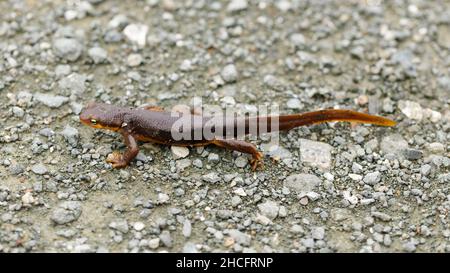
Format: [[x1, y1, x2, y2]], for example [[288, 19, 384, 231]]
[[123, 24, 148, 47], [381, 134, 409, 158], [31, 163, 48, 175], [261, 144, 292, 160], [284, 173, 321, 193], [157, 193, 170, 204], [311, 226, 325, 240], [159, 230, 173, 247], [55, 64, 71, 77], [104, 29, 123, 43], [12, 106, 24, 118], [220, 64, 238, 83], [207, 153, 220, 163], [227, 229, 251, 246], [182, 220, 192, 238], [330, 208, 350, 222], [51, 201, 82, 225], [398, 100, 425, 121], [88, 47, 108, 64], [402, 148, 423, 160], [59, 73, 87, 96], [363, 171, 381, 185], [263, 74, 285, 91], [299, 139, 332, 170], [402, 241, 416, 252], [371, 211, 392, 222], [9, 163, 24, 175], [109, 219, 129, 233], [39, 128, 55, 137], [352, 162, 363, 174], [56, 228, 78, 238], [258, 200, 279, 220], [231, 196, 242, 207], [53, 38, 83, 61], [176, 158, 191, 170], [183, 242, 198, 253], [61, 125, 79, 147], [148, 238, 160, 249], [192, 159, 203, 168], [420, 164, 432, 176], [202, 172, 221, 183], [234, 156, 248, 168], [171, 146, 189, 159], [350, 46, 364, 59], [290, 33, 306, 47], [286, 98, 303, 109], [108, 14, 128, 29], [438, 76, 450, 91], [290, 224, 304, 234], [70, 102, 84, 115], [179, 59, 193, 71], [127, 53, 143, 67], [34, 93, 69, 108], [133, 222, 145, 231], [227, 0, 248, 12]]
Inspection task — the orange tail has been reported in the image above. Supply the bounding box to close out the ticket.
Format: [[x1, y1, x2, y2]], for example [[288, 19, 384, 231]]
[[274, 109, 396, 131], [218, 109, 396, 138]]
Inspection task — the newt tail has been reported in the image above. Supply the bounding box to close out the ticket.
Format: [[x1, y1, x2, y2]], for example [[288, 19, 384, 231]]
[[79, 102, 396, 170], [229, 109, 396, 136]]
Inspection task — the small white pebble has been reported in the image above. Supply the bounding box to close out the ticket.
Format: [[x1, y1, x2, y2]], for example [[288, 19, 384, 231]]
[[171, 146, 189, 159], [133, 222, 145, 231], [234, 187, 247, 197], [22, 192, 35, 205]]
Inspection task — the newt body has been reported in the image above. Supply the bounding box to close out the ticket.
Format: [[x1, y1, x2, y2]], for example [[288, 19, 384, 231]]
[[80, 102, 396, 170]]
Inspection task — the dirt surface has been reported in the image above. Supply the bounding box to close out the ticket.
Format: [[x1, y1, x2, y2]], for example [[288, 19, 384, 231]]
[[0, 0, 449, 253]]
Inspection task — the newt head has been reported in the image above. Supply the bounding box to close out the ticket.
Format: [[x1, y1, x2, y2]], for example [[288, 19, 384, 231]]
[[79, 102, 125, 131]]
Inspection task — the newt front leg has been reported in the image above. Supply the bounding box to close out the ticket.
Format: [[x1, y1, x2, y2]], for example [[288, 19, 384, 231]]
[[106, 130, 139, 168]]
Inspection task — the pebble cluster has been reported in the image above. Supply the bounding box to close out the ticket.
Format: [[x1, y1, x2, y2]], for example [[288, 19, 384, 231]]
[[0, 0, 449, 253]]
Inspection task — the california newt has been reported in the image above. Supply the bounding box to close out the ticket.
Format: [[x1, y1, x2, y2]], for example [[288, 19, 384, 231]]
[[79, 102, 396, 170]]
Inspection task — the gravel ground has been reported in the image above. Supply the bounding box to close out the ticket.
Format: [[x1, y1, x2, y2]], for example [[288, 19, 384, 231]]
[[1, 0, 449, 253]]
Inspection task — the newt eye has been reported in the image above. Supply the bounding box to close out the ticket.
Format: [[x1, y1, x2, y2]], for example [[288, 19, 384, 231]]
[[90, 119, 97, 125]]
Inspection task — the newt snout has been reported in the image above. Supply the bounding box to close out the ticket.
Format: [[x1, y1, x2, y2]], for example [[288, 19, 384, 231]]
[[79, 102, 124, 131]]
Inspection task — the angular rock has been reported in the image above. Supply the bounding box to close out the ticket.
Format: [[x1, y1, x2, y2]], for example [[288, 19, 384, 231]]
[[284, 173, 321, 193], [51, 201, 82, 225], [88, 47, 108, 63], [123, 24, 148, 47], [53, 38, 83, 61], [182, 220, 192, 238], [34, 93, 68, 108], [402, 148, 423, 160], [109, 219, 129, 233], [299, 139, 332, 170], [363, 171, 381, 185], [257, 200, 279, 220], [227, 229, 251, 246], [227, 0, 248, 12], [220, 64, 238, 83], [31, 163, 48, 175], [380, 134, 408, 157], [59, 73, 87, 95], [202, 172, 221, 184], [398, 100, 423, 121], [171, 146, 189, 159], [61, 125, 79, 147], [127, 53, 143, 67], [159, 230, 173, 247]]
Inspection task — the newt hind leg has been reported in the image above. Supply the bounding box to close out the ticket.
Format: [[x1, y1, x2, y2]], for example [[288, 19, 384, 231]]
[[212, 139, 263, 171]]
